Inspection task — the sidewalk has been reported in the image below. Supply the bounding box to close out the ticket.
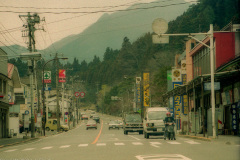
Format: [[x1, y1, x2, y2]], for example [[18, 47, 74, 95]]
[[0, 130, 58, 148], [178, 133, 240, 145]]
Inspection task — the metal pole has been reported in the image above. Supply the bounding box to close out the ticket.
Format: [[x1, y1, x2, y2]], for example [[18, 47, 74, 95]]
[[210, 24, 216, 138], [42, 64, 46, 136], [201, 77, 205, 137], [56, 54, 60, 132], [30, 60, 35, 138], [193, 82, 196, 136], [62, 83, 64, 123]]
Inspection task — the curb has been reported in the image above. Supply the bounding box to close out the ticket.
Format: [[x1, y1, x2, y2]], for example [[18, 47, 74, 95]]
[[178, 134, 211, 141]]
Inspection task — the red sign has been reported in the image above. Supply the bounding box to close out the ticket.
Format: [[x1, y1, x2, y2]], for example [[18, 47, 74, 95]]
[[44, 79, 51, 83], [59, 79, 66, 83], [74, 92, 80, 97], [80, 92, 85, 98], [59, 69, 66, 78]]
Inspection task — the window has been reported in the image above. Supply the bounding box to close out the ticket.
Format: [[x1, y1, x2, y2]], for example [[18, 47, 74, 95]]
[[53, 120, 57, 124]]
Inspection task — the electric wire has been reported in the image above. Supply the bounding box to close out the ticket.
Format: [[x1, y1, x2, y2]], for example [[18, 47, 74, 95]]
[[0, 1, 195, 14]]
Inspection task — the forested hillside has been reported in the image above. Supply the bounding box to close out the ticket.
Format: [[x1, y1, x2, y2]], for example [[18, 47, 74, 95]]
[[8, 0, 239, 115]]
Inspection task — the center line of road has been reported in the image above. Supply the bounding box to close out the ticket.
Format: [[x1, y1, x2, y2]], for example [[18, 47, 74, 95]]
[[128, 135, 141, 141], [4, 149, 17, 152], [91, 120, 103, 144]]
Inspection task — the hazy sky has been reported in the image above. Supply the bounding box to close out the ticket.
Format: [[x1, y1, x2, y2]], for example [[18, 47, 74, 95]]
[[0, 0, 195, 50]]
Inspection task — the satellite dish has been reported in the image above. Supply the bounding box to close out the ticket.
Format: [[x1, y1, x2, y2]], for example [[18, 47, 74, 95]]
[[152, 18, 168, 35]]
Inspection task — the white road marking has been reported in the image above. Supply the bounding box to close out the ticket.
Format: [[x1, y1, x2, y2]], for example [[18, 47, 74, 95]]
[[114, 143, 125, 146], [132, 142, 143, 145], [23, 148, 35, 151], [78, 144, 88, 147], [59, 145, 70, 148], [185, 140, 200, 144], [135, 154, 192, 160], [128, 135, 141, 141], [150, 142, 161, 148], [4, 149, 17, 152], [167, 141, 181, 144], [96, 143, 106, 146], [42, 146, 53, 149]]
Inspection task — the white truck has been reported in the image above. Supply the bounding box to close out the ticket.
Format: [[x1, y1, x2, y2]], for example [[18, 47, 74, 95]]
[[143, 107, 168, 139]]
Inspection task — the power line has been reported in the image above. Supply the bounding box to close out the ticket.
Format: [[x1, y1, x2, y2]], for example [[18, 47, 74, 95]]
[[0, 2, 193, 14]]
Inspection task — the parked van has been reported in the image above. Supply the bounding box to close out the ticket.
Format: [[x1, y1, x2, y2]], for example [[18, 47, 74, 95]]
[[45, 119, 69, 132], [143, 107, 168, 139]]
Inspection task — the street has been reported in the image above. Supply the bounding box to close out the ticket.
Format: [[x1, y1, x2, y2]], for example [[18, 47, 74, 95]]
[[0, 114, 239, 160]]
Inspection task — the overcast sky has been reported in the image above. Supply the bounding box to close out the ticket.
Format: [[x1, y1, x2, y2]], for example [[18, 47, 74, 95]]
[[0, 0, 195, 50]]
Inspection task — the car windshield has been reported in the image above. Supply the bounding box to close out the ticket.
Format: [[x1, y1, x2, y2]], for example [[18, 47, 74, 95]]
[[148, 111, 166, 120], [125, 114, 142, 122], [109, 121, 117, 124]]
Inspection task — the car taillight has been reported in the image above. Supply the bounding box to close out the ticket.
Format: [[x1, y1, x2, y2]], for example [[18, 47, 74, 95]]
[[86, 125, 90, 126], [141, 123, 143, 126], [93, 124, 96, 126]]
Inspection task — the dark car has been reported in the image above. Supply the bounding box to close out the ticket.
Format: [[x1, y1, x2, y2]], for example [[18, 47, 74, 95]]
[[123, 112, 143, 135], [92, 115, 100, 123]]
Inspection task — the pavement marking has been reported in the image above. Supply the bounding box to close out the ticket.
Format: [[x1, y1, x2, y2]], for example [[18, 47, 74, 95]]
[[132, 142, 143, 145], [128, 135, 141, 141], [78, 144, 88, 147], [167, 141, 181, 144], [185, 140, 200, 144], [114, 143, 125, 146], [96, 143, 106, 146], [23, 148, 35, 151], [59, 145, 71, 148], [91, 120, 103, 144], [41, 146, 53, 149], [4, 149, 17, 152], [150, 142, 161, 148], [135, 154, 192, 160]]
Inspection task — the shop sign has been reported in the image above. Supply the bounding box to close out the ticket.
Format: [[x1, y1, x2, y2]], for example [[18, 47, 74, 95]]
[[173, 82, 182, 117], [143, 72, 150, 107], [204, 82, 220, 91]]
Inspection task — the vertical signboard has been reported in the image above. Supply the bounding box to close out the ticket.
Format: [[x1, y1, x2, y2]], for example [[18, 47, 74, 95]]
[[182, 74, 188, 115], [43, 71, 51, 83], [59, 69, 66, 83], [172, 68, 182, 118], [136, 77, 141, 103], [143, 72, 150, 107]]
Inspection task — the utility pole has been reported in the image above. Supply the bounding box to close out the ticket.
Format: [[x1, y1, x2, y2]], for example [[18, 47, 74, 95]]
[[19, 12, 43, 138], [55, 53, 60, 132]]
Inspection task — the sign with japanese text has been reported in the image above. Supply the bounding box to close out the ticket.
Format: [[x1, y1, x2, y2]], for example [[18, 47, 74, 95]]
[[173, 82, 182, 117], [143, 72, 150, 107], [136, 77, 141, 103]]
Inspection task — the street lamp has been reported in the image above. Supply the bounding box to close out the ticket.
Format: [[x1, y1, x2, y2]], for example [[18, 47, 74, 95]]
[[42, 57, 68, 136]]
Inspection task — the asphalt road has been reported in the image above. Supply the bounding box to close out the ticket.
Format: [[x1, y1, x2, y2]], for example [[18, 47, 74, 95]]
[[0, 114, 239, 160]]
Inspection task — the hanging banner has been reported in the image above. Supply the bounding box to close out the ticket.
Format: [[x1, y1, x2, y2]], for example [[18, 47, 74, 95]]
[[143, 72, 150, 107]]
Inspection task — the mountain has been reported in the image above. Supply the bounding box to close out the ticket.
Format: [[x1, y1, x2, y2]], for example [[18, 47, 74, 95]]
[[44, 0, 191, 62]]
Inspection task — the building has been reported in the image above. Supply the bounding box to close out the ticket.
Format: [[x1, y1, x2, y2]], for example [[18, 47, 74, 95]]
[[165, 23, 240, 136], [0, 48, 11, 138]]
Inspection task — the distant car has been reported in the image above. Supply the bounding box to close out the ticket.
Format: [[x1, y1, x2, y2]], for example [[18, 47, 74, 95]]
[[90, 111, 96, 118], [81, 114, 88, 120], [92, 115, 100, 123], [116, 119, 123, 128], [109, 120, 120, 130], [86, 120, 97, 130]]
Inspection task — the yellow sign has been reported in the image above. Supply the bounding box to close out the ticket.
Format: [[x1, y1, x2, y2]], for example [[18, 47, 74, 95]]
[[143, 72, 150, 107]]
